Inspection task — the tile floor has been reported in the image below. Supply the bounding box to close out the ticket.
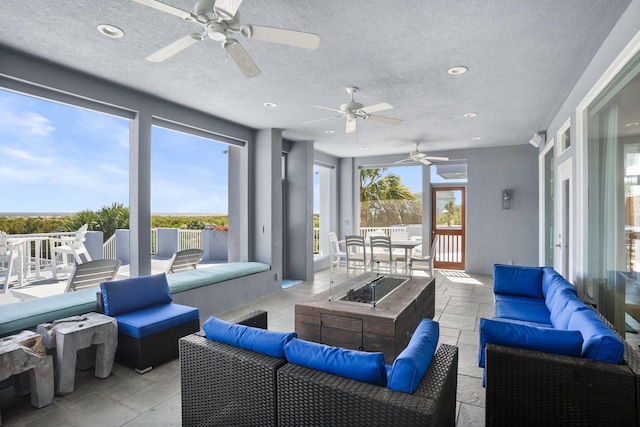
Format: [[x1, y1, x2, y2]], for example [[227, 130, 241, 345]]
[[0, 267, 490, 426]]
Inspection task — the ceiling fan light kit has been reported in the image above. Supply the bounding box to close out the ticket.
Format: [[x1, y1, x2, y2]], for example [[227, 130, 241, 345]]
[[132, 0, 320, 78]]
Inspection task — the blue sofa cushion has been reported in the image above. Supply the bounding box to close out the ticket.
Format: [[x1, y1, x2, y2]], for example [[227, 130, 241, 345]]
[[478, 318, 583, 368], [284, 338, 387, 386], [115, 303, 199, 338], [203, 315, 296, 359], [494, 293, 546, 306], [101, 273, 172, 316], [493, 264, 544, 299], [541, 268, 575, 297], [547, 289, 589, 329], [494, 300, 552, 325], [386, 318, 439, 393], [568, 309, 624, 363]]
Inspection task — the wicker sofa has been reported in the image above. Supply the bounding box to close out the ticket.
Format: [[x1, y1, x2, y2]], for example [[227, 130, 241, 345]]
[[180, 310, 458, 427], [481, 264, 640, 426]]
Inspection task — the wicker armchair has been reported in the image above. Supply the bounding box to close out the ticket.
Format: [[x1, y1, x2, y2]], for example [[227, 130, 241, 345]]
[[277, 343, 459, 426], [179, 310, 285, 427], [485, 306, 640, 426]]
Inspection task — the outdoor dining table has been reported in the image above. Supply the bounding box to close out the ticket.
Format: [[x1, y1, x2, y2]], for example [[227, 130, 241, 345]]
[[366, 238, 422, 273], [6, 235, 51, 288]]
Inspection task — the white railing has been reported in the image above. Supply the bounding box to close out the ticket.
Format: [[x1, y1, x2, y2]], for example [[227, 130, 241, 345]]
[[178, 229, 202, 250], [103, 234, 117, 259], [313, 227, 320, 254], [359, 226, 408, 238], [151, 228, 157, 255]]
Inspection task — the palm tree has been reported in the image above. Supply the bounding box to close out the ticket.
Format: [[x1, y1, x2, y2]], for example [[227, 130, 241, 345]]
[[360, 168, 416, 227]]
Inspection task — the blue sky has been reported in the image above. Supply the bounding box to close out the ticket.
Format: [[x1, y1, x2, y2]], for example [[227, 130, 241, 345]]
[[0, 89, 228, 214]]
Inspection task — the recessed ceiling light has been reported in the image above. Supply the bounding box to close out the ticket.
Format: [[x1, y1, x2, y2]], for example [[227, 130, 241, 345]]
[[324, 130, 335, 134], [448, 66, 468, 75], [263, 102, 278, 108], [464, 112, 478, 118], [625, 122, 640, 127], [472, 137, 482, 141], [97, 24, 124, 39], [359, 147, 369, 150]]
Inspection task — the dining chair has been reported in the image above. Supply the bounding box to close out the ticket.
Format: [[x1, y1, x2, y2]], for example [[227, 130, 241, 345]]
[[0, 231, 20, 293], [369, 235, 398, 274], [327, 232, 346, 272], [345, 235, 367, 275], [50, 224, 92, 279], [409, 235, 440, 277]]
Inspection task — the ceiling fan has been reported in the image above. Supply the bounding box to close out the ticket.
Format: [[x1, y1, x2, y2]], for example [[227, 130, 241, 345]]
[[304, 87, 403, 134], [131, 0, 320, 78], [395, 143, 449, 165]]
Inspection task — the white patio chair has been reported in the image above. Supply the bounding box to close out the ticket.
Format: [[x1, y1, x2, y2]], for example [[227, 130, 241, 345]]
[[409, 235, 440, 277], [0, 231, 21, 293], [327, 232, 346, 272], [165, 249, 204, 274], [345, 235, 367, 276], [369, 235, 400, 274], [11, 258, 121, 300], [50, 224, 92, 279]]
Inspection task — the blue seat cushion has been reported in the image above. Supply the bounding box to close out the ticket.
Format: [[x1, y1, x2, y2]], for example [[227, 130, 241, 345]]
[[478, 318, 583, 368], [493, 264, 544, 299], [568, 309, 624, 363], [386, 318, 439, 393], [203, 315, 296, 359], [494, 300, 552, 325], [284, 338, 387, 386], [101, 273, 172, 316], [115, 303, 199, 339]]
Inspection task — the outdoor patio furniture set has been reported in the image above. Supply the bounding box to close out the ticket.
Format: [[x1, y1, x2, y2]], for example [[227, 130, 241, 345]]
[[480, 264, 640, 426], [180, 310, 459, 426]]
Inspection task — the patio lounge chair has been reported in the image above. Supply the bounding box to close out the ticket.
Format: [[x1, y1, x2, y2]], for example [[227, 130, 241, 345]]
[[165, 249, 204, 274], [0, 231, 20, 293], [50, 224, 92, 279]]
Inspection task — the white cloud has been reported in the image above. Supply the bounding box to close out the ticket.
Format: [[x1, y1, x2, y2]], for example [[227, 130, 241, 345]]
[[0, 102, 54, 137]]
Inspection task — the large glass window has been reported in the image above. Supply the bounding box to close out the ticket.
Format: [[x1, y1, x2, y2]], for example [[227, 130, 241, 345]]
[[585, 50, 640, 340]]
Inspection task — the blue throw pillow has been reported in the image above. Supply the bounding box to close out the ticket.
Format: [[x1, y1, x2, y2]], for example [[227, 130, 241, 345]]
[[493, 264, 544, 298], [567, 309, 624, 363], [101, 273, 172, 316], [203, 316, 296, 359], [283, 338, 387, 386], [478, 318, 583, 368], [387, 318, 439, 393]]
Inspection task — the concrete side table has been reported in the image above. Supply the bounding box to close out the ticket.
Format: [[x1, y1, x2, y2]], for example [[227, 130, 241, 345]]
[[37, 312, 117, 395], [0, 331, 54, 423]]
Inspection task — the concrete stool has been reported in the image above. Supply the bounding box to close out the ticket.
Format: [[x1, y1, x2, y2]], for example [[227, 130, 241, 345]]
[[37, 312, 117, 395], [0, 331, 54, 424]]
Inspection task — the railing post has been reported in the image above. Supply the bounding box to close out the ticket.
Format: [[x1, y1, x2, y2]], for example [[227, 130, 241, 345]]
[[84, 231, 104, 261], [156, 228, 179, 257], [201, 229, 228, 261], [115, 229, 130, 264]]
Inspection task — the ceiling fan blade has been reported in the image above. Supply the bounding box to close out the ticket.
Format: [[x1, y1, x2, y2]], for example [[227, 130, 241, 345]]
[[425, 156, 450, 162], [368, 115, 403, 126], [302, 115, 342, 125], [394, 158, 414, 164], [313, 105, 343, 113], [346, 119, 357, 134], [146, 33, 203, 62], [360, 103, 393, 114], [214, 0, 243, 20], [132, 0, 197, 20], [419, 158, 432, 165], [244, 25, 320, 49], [224, 39, 261, 78]]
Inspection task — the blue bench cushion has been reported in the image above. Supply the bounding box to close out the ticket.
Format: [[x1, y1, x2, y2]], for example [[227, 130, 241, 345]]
[[493, 264, 544, 299], [494, 299, 552, 325], [203, 315, 296, 359], [0, 288, 98, 337], [479, 318, 583, 368], [101, 273, 172, 316], [568, 308, 624, 363], [284, 338, 387, 386], [167, 262, 270, 293], [115, 303, 199, 338], [386, 318, 439, 394]]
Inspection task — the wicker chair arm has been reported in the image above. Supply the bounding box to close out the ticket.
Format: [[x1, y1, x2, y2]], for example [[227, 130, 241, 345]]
[[277, 344, 458, 426]]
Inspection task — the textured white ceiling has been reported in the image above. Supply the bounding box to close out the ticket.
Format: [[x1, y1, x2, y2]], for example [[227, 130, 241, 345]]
[[0, 0, 633, 158]]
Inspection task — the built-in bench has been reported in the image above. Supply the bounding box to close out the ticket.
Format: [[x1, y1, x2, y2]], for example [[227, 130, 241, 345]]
[[0, 262, 273, 337]]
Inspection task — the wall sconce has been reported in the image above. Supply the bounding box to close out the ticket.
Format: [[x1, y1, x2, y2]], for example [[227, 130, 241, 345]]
[[502, 189, 511, 209]]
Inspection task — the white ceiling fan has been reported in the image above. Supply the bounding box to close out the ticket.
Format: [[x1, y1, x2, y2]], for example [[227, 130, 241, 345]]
[[395, 143, 449, 165], [131, 0, 320, 78], [304, 87, 403, 134]]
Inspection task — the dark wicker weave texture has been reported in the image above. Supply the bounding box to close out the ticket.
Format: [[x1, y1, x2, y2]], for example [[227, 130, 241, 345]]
[[485, 303, 640, 426], [276, 343, 458, 426], [180, 310, 284, 427]]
